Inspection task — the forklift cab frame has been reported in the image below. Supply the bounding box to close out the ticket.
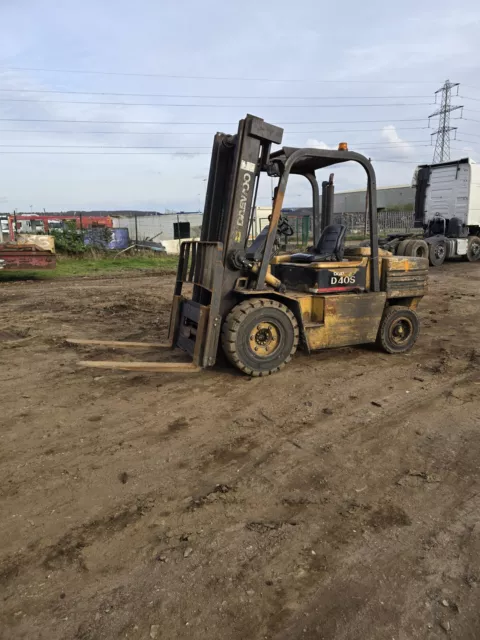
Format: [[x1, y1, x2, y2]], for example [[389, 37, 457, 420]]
[[257, 146, 380, 293]]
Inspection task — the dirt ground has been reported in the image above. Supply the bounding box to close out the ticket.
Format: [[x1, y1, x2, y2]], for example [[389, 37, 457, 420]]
[[1, 263, 480, 640]]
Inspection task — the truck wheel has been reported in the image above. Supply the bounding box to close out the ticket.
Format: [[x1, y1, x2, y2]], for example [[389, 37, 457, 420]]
[[377, 306, 420, 354], [464, 236, 480, 262], [396, 239, 411, 256], [428, 240, 446, 266], [405, 239, 428, 259], [221, 298, 299, 376]]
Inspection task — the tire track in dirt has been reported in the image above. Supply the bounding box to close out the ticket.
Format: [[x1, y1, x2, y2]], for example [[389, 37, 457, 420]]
[[1, 266, 480, 640], [1, 352, 477, 589]]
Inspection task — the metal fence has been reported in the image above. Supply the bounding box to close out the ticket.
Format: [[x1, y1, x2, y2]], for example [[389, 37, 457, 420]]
[[273, 210, 415, 249], [332, 210, 416, 236]]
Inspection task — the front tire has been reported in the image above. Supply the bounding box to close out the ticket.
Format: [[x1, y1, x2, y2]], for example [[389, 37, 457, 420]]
[[221, 298, 299, 376], [464, 236, 480, 262], [377, 305, 420, 354], [429, 240, 446, 266]]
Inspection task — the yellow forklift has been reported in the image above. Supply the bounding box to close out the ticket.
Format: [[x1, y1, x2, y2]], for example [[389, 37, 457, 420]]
[[72, 115, 428, 376]]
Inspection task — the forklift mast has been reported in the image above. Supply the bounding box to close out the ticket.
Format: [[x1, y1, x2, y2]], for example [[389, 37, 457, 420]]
[[170, 116, 283, 366], [195, 115, 283, 310]]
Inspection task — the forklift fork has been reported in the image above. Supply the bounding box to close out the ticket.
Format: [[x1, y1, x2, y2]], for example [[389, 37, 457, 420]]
[[69, 241, 224, 373]]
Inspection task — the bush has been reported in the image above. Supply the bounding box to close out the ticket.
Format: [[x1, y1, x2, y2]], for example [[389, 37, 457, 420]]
[[50, 221, 86, 255]]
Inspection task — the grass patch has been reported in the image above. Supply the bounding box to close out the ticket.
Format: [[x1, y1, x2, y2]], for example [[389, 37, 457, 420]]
[[0, 253, 179, 281]]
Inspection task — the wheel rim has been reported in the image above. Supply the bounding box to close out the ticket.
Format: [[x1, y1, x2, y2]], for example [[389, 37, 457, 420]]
[[435, 243, 446, 259], [389, 317, 413, 347], [249, 322, 280, 357], [472, 241, 480, 258]]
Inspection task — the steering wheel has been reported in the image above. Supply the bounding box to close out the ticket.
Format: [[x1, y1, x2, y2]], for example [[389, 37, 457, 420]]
[[269, 214, 294, 237]]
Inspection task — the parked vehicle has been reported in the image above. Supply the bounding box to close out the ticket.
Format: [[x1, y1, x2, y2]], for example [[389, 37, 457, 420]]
[[380, 158, 480, 265]]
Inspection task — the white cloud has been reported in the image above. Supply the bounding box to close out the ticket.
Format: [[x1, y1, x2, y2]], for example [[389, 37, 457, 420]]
[[305, 139, 332, 150], [381, 125, 415, 156]]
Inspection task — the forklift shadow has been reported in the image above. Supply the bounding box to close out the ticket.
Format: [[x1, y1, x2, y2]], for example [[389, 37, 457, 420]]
[[212, 342, 381, 378], [292, 341, 398, 370]]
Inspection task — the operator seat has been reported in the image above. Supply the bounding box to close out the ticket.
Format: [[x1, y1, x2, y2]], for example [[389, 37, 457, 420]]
[[290, 224, 347, 263]]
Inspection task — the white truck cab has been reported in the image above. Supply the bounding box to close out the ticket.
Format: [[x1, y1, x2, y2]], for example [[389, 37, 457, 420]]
[[412, 158, 480, 265]]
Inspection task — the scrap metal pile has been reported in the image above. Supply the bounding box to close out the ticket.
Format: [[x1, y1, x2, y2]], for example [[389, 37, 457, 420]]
[[0, 235, 56, 270]]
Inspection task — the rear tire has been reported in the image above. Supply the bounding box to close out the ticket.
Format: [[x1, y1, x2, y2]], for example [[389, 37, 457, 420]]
[[221, 298, 299, 376], [377, 305, 420, 354], [463, 236, 480, 262], [405, 239, 429, 259], [428, 240, 446, 266]]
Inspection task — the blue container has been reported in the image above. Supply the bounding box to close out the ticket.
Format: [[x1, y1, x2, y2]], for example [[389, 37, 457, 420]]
[[84, 227, 130, 250], [109, 228, 130, 250]]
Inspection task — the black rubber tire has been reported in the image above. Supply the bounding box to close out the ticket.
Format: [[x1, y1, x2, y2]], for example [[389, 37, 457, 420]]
[[428, 240, 446, 266], [404, 239, 429, 259], [464, 236, 480, 262], [396, 239, 411, 256], [377, 305, 420, 354], [221, 298, 299, 377]]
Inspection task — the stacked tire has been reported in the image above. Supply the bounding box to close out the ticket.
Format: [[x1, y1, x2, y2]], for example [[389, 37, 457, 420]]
[[396, 239, 429, 260]]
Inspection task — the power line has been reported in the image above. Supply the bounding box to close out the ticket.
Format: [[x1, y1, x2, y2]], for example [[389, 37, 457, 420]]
[[0, 126, 432, 135], [373, 159, 429, 164], [454, 131, 480, 139], [0, 117, 438, 125], [0, 66, 435, 84], [0, 88, 434, 99], [451, 146, 477, 154], [0, 140, 431, 149], [456, 136, 480, 144], [0, 142, 433, 153], [0, 151, 430, 164], [0, 97, 434, 108], [0, 150, 209, 155], [0, 144, 212, 149]]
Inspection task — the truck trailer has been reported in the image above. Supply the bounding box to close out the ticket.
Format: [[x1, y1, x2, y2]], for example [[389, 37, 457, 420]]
[[381, 157, 480, 266]]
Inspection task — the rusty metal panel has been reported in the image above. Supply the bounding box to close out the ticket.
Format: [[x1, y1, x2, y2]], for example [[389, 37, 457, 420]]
[[0, 248, 56, 269], [305, 292, 387, 350], [382, 256, 428, 299]]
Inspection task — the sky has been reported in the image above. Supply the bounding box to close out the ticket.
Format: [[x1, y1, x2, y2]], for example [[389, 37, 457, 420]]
[[0, 0, 479, 212]]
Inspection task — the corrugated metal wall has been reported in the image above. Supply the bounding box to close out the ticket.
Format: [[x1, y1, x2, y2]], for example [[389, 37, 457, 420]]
[[334, 186, 415, 213], [111, 213, 203, 242]]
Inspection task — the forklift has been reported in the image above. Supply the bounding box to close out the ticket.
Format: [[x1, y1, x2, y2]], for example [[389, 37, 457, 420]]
[[71, 115, 428, 376]]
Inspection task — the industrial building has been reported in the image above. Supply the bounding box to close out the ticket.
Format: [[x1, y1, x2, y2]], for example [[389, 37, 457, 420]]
[[333, 184, 415, 213], [111, 212, 203, 253]]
